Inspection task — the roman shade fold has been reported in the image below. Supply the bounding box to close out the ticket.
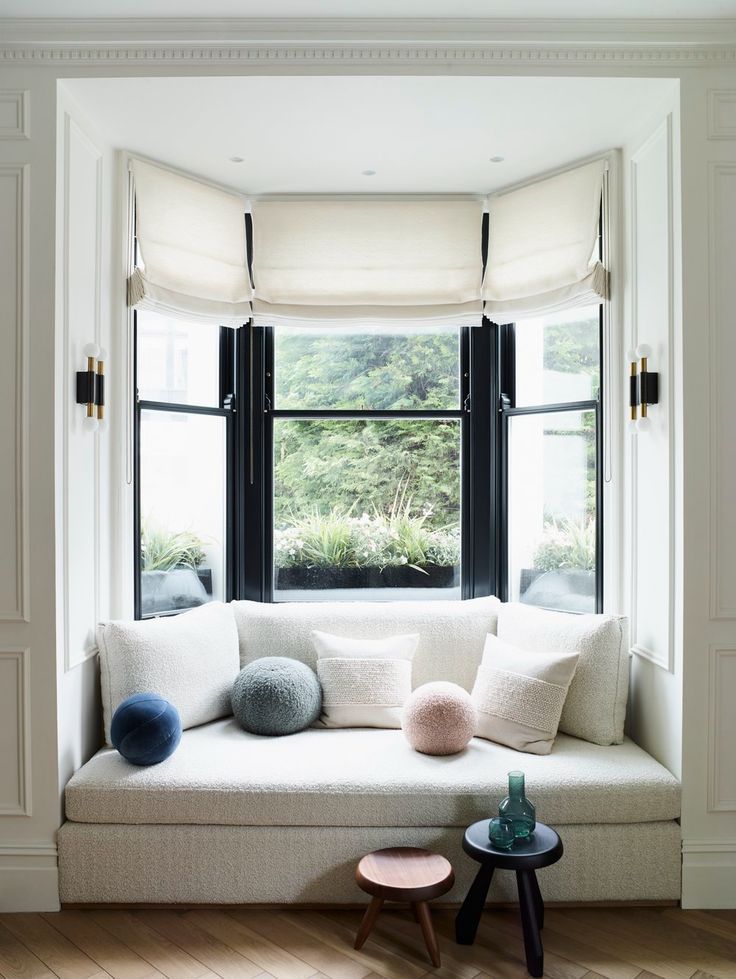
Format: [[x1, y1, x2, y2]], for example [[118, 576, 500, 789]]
[[251, 199, 484, 325], [482, 160, 608, 322], [127, 159, 253, 325]]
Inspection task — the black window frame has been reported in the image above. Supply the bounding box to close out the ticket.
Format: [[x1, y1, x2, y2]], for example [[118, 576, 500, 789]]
[[237, 321, 496, 604], [132, 214, 605, 616], [495, 311, 604, 614], [132, 311, 238, 619]]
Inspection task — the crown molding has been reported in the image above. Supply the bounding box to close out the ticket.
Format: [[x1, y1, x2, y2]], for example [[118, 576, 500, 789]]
[[1, 16, 736, 66], [2, 16, 736, 43], [1, 41, 736, 67]]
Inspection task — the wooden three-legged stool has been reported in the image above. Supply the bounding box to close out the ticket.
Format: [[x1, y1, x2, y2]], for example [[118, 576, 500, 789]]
[[354, 846, 455, 967]]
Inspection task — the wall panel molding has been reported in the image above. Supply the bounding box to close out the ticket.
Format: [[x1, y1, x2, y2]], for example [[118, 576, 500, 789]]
[[629, 116, 675, 673], [0, 841, 58, 913], [61, 112, 102, 671], [0, 648, 31, 817], [708, 89, 736, 139], [0, 164, 30, 624], [708, 164, 736, 620], [0, 90, 29, 140], [707, 645, 736, 812], [683, 840, 736, 909]]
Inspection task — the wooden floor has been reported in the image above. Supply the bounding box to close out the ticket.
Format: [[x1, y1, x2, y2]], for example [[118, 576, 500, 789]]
[[0, 907, 734, 979]]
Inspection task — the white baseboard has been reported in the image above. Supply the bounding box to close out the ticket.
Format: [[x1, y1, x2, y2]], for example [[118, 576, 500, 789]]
[[0, 842, 60, 912], [682, 841, 736, 909]]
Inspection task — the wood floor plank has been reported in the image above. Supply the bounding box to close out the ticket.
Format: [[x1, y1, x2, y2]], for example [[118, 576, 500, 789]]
[[552, 910, 691, 979], [663, 909, 736, 946], [140, 911, 264, 979], [0, 914, 111, 979], [704, 911, 736, 926], [315, 911, 435, 979], [338, 908, 469, 979], [90, 912, 212, 979], [5, 908, 736, 979], [571, 909, 736, 978], [473, 910, 637, 979], [233, 910, 372, 979], [281, 911, 425, 979], [0, 921, 57, 979], [433, 912, 536, 979], [540, 912, 655, 979], [188, 909, 315, 979], [352, 908, 480, 979], [468, 908, 587, 979], [41, 912, 164, 979]]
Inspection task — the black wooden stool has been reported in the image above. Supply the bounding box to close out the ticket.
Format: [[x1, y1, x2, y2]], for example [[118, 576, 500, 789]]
[[455, 820, 563, 977]]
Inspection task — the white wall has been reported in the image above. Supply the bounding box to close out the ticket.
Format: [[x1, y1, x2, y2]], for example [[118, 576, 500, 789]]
[[679, 72, 736, 908], [54, 86, 115, 808], [0, 25, 735, 910], [623, 90, 683, 780], [0, 67, 61, 911]]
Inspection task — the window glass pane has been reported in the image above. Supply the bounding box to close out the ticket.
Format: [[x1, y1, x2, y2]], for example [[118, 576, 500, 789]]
[[139, 409, 226, 615], [274, 325, 460, 410], [273, 419, 461, 600], [137, 311, 221, 407], [514, 305, 600, 407], [507, 409, 596, 613]]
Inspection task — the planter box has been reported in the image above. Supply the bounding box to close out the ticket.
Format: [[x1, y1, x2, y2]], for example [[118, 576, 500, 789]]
[[519, 567, 595, 613], [141, 567, 209, 616], [276, 564, 459, 591]]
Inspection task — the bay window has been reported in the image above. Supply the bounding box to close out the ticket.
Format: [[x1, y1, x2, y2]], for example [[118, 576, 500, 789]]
[[130, 157, 608, 616]]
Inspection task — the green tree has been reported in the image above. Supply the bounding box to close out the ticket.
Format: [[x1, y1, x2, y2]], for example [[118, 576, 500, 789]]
[[273, 329, 461, 529]]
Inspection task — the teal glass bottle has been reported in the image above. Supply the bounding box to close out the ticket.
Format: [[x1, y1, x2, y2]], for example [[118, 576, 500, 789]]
[[498, 771, 536, 839]]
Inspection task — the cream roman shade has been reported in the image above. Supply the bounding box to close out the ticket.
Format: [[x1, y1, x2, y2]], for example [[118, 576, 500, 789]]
[[482, 160, 608, 322], [127, 159, 253, 325], [251, 199, 483, 326]]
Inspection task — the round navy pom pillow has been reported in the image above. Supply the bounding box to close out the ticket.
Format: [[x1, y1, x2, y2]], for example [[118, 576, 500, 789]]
[[232, 657, 322, 736], [111, 692, 182, 765]]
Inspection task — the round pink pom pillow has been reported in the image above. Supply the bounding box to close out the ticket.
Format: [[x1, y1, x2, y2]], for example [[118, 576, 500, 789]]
[[402, 681, 477, 756]]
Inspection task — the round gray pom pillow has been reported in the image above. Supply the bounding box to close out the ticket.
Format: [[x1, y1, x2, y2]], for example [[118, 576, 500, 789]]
[[231, 657, 322, 736]]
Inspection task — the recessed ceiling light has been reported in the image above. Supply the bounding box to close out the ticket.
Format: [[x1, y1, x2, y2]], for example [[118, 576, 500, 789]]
[[229, 156, 244, 163], [489, 156, 505, 163], [362, 169, 377, 176]]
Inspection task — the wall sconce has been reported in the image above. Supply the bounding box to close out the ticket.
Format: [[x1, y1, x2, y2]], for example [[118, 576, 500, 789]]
[[627, 343, 659, 432], [75, 343, 106, 432]]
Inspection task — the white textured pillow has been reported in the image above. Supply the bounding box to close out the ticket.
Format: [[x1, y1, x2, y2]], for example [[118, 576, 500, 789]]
[[472, 635, 578, 755], [496, 603, 629, 746], [98, 602, 240, 745], [312, 630, 418, 729]]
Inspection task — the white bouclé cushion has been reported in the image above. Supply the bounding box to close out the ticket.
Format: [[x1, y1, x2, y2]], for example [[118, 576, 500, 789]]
[[472, 634, 578, 755], [312, 630, 417, 729], [65, 719, 681, 828], [98, 602, 240, 745], [232, 596, 500, 692], [496, 603, 629, 746]]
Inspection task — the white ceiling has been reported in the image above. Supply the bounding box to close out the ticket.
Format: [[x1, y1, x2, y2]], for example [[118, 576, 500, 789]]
[[5, 0, 736, 17], [65, 76, 674, 196]]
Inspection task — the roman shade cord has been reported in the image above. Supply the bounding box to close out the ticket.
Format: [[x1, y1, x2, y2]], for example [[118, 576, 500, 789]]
[[127, 156, 609, 328]]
